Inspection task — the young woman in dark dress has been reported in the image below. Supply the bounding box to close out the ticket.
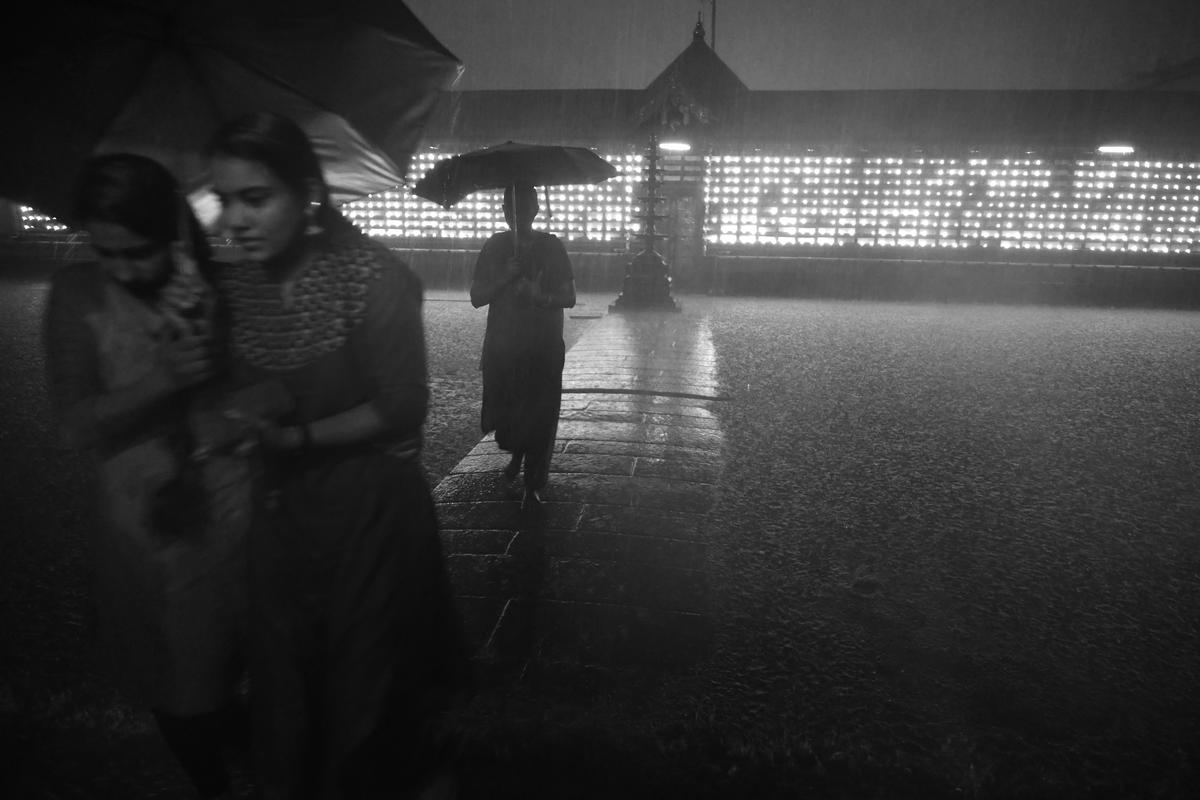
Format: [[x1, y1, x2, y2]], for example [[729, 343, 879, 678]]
[[470, 183, 576, 506], [206, 111, 472, 800]]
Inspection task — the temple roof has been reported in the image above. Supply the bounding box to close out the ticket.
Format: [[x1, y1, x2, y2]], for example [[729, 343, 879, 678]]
[[417, 22, 1200, 157], [630, 15, 748, 135]]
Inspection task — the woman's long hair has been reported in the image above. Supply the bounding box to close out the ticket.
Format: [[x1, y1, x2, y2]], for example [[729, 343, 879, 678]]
[[205, 111, 359, 242], [73, 153, 211, 264]]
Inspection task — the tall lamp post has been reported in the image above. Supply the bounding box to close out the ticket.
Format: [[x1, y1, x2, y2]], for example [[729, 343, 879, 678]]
[[610, 132, 681, 312]]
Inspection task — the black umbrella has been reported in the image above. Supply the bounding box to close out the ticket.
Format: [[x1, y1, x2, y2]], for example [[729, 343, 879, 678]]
[[411, 141, 619, 209], [0, 0, 461, 225]]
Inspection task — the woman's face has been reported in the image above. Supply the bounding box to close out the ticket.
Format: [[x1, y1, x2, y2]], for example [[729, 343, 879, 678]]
[[85, 220, 171, 290], [210, 155, 307, 263], [503, 189, 539, 231]]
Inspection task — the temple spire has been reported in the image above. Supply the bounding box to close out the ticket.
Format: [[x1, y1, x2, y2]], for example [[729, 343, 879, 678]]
[[693, 11, 706, 42]]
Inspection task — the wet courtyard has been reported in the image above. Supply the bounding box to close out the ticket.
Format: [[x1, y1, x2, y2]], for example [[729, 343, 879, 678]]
[[2, 265, 1199, 798]]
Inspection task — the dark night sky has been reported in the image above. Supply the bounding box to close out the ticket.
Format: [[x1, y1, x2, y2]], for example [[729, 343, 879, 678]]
[[406, 0, 1200, 91]]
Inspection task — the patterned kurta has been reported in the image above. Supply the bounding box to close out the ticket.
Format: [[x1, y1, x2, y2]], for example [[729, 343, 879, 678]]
[[218, 233, 470, 800]]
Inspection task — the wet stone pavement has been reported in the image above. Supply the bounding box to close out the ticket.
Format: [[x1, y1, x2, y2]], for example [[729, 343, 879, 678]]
[[434, 311, 726, 679], [6, 266, 1200, 798]]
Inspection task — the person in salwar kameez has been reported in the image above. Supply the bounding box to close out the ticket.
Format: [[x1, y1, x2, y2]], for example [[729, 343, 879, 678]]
[[43, 153, 248, 799], [207, 111, 472, 800], [470, 183, 576, 505]]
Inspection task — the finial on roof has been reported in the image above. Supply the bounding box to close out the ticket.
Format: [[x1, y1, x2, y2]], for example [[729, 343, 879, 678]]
[[693, 11, 706, 41]]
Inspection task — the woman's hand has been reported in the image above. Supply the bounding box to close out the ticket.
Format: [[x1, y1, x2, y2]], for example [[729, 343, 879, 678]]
[[159, 272, 205, 315], [254, 419, 306, 454], [504, 255, 523, 281], [515, 276, 539, 304], [191, 410, 258, 460], [159, 331, 217, 390], [158, 248, 213, 333], [192, 413, 306, 461]]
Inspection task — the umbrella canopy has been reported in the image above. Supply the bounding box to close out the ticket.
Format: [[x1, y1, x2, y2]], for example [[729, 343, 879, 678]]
[[411, 141, 618, 208], [0, 0, 461, 226]]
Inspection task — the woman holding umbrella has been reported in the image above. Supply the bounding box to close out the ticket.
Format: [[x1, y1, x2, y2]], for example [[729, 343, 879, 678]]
[[205, 111, 472, 800], [470, 182, 577, 505], [414, 142, 610, 504]]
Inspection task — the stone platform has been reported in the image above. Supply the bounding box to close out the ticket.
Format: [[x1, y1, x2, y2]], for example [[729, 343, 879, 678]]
[[433, 310, 727, 677]]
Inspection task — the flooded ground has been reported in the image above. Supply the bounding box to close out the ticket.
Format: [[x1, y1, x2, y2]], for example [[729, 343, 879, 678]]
[[2, 266, 1198, 797], [698, 297, 1200, 797]]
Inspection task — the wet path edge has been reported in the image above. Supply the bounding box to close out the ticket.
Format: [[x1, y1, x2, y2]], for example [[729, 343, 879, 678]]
[[433, 309, 725, 680]]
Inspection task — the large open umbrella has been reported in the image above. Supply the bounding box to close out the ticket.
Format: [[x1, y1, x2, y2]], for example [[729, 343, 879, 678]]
[[0, 0, 461, 226], [411, 141, 619, 210]]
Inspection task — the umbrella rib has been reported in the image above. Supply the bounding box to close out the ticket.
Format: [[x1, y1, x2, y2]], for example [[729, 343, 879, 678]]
[[83, 6, 171, 148], [86, 8, 228, 152], [195, 22, 371, 133], [412, 143, 618, 210], [177, 36, 228, 125]]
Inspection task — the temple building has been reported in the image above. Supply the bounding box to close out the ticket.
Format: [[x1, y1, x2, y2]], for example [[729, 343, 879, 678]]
[[16, 18, 1200, 297], [344, 17, 1200, 290]]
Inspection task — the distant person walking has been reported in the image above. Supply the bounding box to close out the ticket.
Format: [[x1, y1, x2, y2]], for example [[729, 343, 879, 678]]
[[470, 182, 576, 505], [206, 110, 472, 800], [43, 153, 246, 800]]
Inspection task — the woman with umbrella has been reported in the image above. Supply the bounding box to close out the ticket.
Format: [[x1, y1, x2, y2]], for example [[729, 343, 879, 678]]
[[205, 111, 472, 799], [414, 142, 611, 504], [470, 182, 577, 505]]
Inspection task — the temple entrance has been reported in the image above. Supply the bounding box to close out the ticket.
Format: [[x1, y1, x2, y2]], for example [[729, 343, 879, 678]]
[[662, 182, 705, 290]]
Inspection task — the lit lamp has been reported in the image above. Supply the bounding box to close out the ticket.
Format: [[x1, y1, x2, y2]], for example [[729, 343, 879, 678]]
[[610, 131, 681, 312], [1098, 143, 1135, 155], [659, 139, 692, 153]]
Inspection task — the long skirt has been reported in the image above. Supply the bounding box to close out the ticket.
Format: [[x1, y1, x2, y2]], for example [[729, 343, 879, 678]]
[[480, 343, 565, 490], [249, 449, 472, 800]]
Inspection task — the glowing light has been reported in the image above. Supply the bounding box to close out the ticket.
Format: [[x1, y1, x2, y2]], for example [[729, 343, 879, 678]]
[[659, 140, 692, 153], [18, 147, 1200, 255], [697, 152, 1200, 253], [1098, 144, 1135, 155]]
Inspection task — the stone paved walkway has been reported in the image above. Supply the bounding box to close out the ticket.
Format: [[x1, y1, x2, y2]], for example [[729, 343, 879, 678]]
[[433, 309, 728, 677]]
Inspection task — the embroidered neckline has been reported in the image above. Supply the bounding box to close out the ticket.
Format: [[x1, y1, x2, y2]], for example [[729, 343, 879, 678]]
[[222, 241, 382, 370]]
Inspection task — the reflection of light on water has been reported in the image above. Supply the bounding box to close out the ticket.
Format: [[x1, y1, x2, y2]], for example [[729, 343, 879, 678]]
[[693, 317, 718, 368], [630, 316, 725, 447], [687, 318, 724, 447]]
